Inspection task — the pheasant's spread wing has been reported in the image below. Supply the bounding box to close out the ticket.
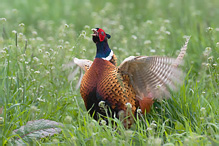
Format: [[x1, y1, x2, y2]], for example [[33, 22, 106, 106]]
[[73, 58, 93, 71], [118, 38, 190, 100], [63, 58, 93, 89], [119, 56, 182, 100]]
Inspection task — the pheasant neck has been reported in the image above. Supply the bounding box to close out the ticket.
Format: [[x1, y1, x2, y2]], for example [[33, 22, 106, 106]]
[[95, 41, 113, 61]]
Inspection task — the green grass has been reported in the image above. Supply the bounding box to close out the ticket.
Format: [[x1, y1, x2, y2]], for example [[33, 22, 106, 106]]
[[0, 0, 218, 145]]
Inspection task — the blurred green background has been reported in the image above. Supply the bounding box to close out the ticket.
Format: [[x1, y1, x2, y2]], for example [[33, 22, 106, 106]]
[[1, 0, 219, 66]]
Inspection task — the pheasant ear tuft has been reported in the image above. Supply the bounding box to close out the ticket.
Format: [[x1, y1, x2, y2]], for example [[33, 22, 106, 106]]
[[106, 34, 111, 39]]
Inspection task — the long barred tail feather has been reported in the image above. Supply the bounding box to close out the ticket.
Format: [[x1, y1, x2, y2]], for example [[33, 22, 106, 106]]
[[172, 36, 190, 67]]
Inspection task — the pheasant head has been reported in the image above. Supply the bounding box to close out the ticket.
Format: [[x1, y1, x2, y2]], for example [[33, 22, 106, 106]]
[[91, 28, 113, 60], [92, 28, 111, 43]]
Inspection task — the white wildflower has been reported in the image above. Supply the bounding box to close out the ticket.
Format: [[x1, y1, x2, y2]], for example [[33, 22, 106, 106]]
[[57, 45, 63, 49], [98, 101, 105, 108], [150, 121, 157, 128], [32, 31, 37, 36], [208, 56, 213, 61], [64, 24, 69, 28], [205, 63, 210, 67], [160, 26, 166, 32], [165, 31, 171, 35], [33, 57, 39, 62], [213, 64, 217, 67], [100, 120, 106, 126], [0, 117, 4, 124], [38, 49, 42, 53], [200, 107, 206, 112], [0, 18, 6, 22], [19, 23, 25, 27], [205, 47, 212, 51], [101, 138, 108, 144], [119, 25, 124, 30], [164, 19, 170, 23], [200, 117, 204, 120], [136, 52, 140, 56], [52, 139, 59, 143], [125, 102, 132, 109], [206, 27, 213, 31], [150, 49, 156, 53], [154, 138, 162, 145], [18, 33, 23, 38], [146, 20, 152, 24], [12, 30, 17, 34], [144, 40, 151, 45], [45, 51, 50, 56], [34, 71, 40, 74], [37, 98, 45, 102], [12, 9, 18, 13], [137, 109, 142, 114], [36, 37, 43, 41], [84, 25, 90, 29], [131, 35, 137, 40], [64, 116, 72, 123]]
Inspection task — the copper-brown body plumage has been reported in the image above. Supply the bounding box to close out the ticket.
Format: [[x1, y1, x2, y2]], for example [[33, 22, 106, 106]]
[[80, 58, 137, 126]]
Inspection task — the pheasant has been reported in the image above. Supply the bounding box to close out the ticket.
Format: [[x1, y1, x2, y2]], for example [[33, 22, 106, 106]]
[[65, 28, 190, 128]]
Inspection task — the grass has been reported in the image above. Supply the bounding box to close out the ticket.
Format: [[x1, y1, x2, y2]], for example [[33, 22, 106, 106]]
[[0, 0, 218, 145]]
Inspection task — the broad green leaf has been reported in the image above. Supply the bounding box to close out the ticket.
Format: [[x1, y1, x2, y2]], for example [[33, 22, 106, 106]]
[[10, 119, 63, 145]]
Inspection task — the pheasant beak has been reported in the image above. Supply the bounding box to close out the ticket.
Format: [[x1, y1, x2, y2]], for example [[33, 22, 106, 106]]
[[91, 28, 98, 36]]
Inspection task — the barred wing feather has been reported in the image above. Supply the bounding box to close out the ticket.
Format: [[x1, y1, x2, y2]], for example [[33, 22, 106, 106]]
[[119, 56, 183, 100], [63, 58, 93, 89], [118, 37, 190, 100]]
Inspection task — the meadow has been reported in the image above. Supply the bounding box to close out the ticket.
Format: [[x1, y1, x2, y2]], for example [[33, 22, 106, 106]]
[[0, 0, 218, 145]]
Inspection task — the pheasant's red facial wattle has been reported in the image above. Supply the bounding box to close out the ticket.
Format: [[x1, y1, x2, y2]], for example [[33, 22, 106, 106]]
[[92, 28, 111, 43], [97, 28, 106, 42]]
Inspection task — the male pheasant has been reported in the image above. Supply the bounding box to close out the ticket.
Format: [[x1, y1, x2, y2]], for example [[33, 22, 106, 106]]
[[65, 28, 190, 128]]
